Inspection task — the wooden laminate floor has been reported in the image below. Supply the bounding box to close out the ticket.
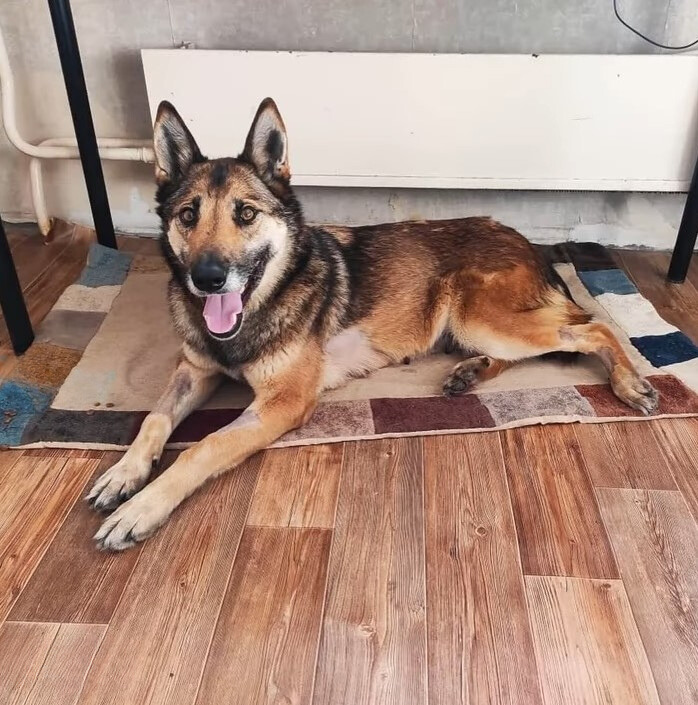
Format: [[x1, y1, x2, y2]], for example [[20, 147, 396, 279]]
[[1, 224, 698, 704]]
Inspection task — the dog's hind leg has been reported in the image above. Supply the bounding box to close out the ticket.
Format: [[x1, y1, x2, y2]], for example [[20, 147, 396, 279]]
[[556, 321, 658, 414], [87, 349, 222, 512], [93, 341, 322, 551], [445, 294, 658, 414]]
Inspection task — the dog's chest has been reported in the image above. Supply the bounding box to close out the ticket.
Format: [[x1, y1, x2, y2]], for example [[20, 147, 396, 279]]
[[321, 327, 387, 391]]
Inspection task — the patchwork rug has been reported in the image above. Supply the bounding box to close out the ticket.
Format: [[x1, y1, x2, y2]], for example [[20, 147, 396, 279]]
[[2, 240, 698, 450]]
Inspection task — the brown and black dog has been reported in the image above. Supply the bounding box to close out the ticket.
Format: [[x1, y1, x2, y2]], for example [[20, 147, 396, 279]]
[[88, 98, 657, 550]]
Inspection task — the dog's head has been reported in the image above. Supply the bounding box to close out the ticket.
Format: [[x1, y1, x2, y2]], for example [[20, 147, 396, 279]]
[[153, 98, 301, 339]]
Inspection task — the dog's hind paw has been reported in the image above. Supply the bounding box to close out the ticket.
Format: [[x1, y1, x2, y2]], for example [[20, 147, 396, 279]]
[[611, 374, 659, 415], [443, 356, 490, 397]]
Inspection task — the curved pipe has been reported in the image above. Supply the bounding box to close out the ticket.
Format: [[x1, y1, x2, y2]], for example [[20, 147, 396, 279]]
[[29, 138, 155, 236], [1, 23, 88, 159], [1, 22, 155, 235]]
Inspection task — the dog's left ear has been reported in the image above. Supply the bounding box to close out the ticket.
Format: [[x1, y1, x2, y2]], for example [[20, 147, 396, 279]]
[[241, 98, 290, 192]]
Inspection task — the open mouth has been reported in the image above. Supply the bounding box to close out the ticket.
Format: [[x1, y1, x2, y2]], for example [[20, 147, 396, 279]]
[[201, 254, 268, 340]]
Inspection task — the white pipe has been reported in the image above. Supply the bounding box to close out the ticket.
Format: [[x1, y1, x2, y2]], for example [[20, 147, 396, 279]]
[[29, 138, 155, 236], [0, 22, 155, 235], [1, 21, 154, 160], [28, 158, 51, 235], [39, 136, 153, 148], [0, 24, 89, 159]]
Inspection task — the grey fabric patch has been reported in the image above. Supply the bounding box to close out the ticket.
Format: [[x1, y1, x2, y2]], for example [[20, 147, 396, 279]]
[[480, 386, 595, 425], [35, 310, 106, 351]]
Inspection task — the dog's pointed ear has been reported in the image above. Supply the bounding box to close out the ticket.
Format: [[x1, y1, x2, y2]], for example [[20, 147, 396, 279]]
[[153, 101, 203, 187], [241, 98, 290, 191]]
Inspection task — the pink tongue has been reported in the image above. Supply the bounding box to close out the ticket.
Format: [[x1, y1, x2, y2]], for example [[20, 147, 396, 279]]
[[203, 291, 243, 334]]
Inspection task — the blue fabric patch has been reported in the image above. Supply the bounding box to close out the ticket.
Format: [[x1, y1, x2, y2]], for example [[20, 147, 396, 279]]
[[578, 269, 638, 296], [77, 243, 133, 287], [0, 381, 53, 446], [631, 331, 698, 368]]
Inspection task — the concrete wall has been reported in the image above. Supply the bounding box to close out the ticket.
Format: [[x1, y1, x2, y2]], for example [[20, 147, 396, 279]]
[[0, 0, 695, 246]]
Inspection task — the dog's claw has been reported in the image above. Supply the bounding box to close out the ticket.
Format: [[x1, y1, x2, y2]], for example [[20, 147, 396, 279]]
[[94, 487, 171, 551], [87, 455, 152, 513]]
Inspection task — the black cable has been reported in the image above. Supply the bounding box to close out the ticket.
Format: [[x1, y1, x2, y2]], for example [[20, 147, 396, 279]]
[[613, 0, 698, 50]]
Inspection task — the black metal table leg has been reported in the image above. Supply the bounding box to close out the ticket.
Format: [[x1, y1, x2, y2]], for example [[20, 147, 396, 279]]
[[668, 150, 698, 283], [0, 218, 34, 354], [47, 0, 117, 250]]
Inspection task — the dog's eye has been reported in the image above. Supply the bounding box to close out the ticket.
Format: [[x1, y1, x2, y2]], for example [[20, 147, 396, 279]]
[[240, 206, 257, 223], [179, 207, 196, 226]]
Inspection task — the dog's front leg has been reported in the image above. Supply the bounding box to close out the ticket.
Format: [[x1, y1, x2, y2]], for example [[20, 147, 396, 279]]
[[87, 349, 222, 512], [93, 345, 322, 550]]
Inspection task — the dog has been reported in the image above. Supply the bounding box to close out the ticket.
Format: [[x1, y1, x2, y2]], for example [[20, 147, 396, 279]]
[[87, 97, 658, 550]]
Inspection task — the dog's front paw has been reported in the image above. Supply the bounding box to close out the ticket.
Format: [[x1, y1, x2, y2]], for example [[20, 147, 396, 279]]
[[94, 486, 172, 551], [87, 454, 154, 513]]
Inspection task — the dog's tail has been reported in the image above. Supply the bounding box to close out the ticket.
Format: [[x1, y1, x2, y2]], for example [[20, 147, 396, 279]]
[[539, 251, 584, 364], [544, 258, 575, 302]]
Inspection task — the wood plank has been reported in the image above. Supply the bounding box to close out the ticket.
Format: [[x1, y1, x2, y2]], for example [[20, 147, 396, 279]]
[[247, 444, 343, 528], [0, 222, 80, 346], [526, 576, 660, 705], [25, 623, 106, 705], [597, 488, 698, 703], [0, 455, 100, 620], [618, 250, 698, 342], [9, 222, 76, 291], [9, 452, 141, 623], [0, 621, 59, 705], [0, 449, 24, 476], [501, 425, 618, 578], [424, 433, 543, 705], [649, 418, 698, 527], [0, 344, 19, 381], [20, 448, 104, 459], [685, 250, 698, 291], [76, 455, 261, 705], [196, 527, 331, 705], [312, 438, 427, 705], [573, 422, 676, 490]]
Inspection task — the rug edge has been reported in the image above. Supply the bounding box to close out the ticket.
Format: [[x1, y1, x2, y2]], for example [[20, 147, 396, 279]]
[[13, 410, 698, 452]]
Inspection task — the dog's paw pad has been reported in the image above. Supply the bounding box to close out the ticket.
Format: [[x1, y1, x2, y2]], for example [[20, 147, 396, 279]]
[[442, 356, 490, 397]]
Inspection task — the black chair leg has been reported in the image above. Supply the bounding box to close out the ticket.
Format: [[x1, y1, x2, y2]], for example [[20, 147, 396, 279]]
[[0, 219, 34, 355], [47, 0, 117, 250], [668, 150, 698, 283]]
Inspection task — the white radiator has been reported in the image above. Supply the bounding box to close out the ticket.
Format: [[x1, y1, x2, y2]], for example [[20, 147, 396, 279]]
[[142, 50, 698, 192]]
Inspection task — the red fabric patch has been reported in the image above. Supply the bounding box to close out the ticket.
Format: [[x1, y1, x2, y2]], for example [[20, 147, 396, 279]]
[[371, 394, 494, 434], [168, 408, 247, 443], [577, 374, 698, 417]]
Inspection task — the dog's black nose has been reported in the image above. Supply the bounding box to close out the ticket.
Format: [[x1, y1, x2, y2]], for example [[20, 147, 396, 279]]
[[191, 254, 227, 293]]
